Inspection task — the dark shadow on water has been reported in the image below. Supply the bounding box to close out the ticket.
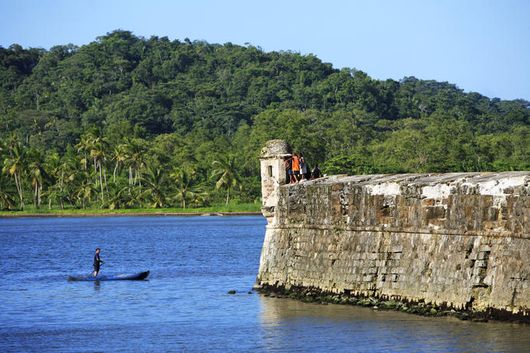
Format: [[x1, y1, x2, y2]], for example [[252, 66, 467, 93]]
[[258, 295, 530, 353]]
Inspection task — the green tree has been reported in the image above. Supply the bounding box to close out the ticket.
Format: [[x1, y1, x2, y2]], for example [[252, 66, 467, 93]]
[[170, 166, 206, 208], [127, 137, 148, 186], [75, 176, 95, 209], [46, 152, 77, 209], [0, 174, 16, 210], [1, 33, 528, 212], [111, 142, 130, 182], [140, 166, 166, 208], [76, 132, 109, 205], [2, 135, 26, 209], [27, 149, 48, 208], [212, 156, 242, 205]]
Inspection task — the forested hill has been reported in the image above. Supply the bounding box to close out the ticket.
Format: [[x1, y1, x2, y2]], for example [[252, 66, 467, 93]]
[[0, 30, 528, 210]]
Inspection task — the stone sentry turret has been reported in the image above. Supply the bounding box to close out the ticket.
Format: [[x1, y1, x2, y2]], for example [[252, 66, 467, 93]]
[[260, 139, 291, 220]]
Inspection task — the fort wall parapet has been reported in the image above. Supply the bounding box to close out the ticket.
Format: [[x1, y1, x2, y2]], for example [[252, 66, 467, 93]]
[[257, 140, 530, 322]]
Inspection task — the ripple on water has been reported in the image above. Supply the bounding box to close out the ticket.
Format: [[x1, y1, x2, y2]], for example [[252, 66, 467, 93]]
[[0, 216, 528, 352]]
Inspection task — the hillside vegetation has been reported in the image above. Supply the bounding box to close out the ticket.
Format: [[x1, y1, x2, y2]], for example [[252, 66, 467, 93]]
[[1, 30, 528, 210]]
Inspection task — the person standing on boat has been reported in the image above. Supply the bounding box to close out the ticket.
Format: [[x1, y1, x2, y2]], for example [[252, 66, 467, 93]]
[[92, 248, 104, 277]]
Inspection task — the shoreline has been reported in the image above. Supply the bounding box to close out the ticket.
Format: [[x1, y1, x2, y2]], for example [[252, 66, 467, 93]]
[[254, 284, 530, 325], [0, 211, 262, 218]]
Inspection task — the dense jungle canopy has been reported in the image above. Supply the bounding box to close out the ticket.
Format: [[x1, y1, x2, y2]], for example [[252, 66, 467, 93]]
[[1, 30, 528, 210]]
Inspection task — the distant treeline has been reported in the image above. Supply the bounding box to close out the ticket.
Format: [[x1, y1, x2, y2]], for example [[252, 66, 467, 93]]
[[0, 30, 528, 210]]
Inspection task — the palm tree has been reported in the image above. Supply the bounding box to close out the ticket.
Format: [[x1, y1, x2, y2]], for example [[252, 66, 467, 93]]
[[89, 136, 108, 205], [76, 132, 109, 206], [27, 149, 48, 208], [106, 178, 144, 210], [170, 166, 206, 208], [111, 142, 130, 183], [0, 174, 16, 210], [75, 132, 96, 172], [46, 152, 77, 209], [128, 138, 148, 186], [140, 166, 166, 208], [2, 136, 26, 209], [211, 156, 242, 206], [75, 177, 96, 209], [106, 180, 130, 210]]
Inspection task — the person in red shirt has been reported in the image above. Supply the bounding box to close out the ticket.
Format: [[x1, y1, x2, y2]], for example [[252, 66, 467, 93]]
[[291, 153, 300, 183]]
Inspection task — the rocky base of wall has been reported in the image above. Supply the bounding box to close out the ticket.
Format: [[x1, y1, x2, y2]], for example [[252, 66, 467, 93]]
[[255, 283, 530, 324]]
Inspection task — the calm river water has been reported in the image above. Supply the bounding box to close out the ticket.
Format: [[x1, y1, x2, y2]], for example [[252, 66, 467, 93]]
[[0, 216, 528, 352]]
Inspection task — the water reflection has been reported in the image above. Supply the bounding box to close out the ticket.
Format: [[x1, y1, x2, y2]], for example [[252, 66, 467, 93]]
[[258, 295, 530, 353]]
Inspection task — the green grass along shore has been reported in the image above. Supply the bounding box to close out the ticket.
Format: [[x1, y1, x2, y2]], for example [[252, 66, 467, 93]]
[[0, 203, 262, 217]]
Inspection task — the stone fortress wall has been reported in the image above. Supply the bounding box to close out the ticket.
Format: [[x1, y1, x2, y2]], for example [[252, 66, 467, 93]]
[[256, 140, 530, 321]]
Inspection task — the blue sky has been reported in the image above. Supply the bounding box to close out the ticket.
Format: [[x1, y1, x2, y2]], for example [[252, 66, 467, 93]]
[[1, 0, 529, 100]]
